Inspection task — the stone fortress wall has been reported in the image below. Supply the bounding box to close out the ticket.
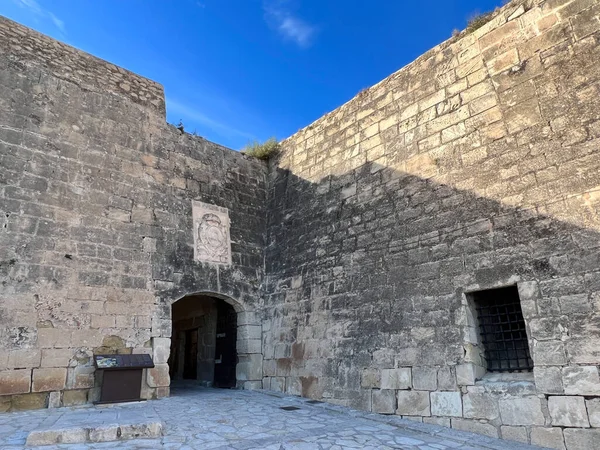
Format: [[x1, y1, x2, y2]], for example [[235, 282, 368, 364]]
[[0, 15, 267, 410], [1, 0, 600, 449], [265, 0, 600, 448]]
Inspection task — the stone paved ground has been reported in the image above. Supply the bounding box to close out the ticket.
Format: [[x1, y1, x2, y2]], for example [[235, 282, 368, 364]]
[[0, 386, 546, 449]]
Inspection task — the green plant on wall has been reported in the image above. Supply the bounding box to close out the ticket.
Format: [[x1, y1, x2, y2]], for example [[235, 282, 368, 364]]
[[241, 137, 280, 161]]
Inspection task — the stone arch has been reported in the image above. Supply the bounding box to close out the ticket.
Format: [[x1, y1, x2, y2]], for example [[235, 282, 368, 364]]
[[163, 290, 263, 390]]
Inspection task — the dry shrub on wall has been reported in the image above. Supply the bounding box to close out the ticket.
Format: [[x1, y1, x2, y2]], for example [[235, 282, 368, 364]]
[[241, 137, 280, 160], [466, 10, 496, 34]]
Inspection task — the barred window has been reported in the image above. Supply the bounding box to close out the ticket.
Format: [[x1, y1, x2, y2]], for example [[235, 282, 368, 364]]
[[470, 286, 533, 373]]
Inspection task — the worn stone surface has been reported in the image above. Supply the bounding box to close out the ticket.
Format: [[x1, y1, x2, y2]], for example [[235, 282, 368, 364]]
[[2, 0, 600, 448], [0, 387, 544, 449], [562, 365, 600, 395], [0, 8, 267, 406], [587, 397, 600, 427], [380, 368, 411, 390], [451, 418, 498, 438], [372, 389, 396, 414], [463, 392, 500, 420], [430, 392, 462, 417], [563, 429, 600, 450], [548, 396, 590, 427], [396, 390, 431, 417], [499, 397, 545, 426], [0, 370, 31, 395], [31, 368, 67, 393], [501, 426, 528, 444], [530, 427, 566, 450]]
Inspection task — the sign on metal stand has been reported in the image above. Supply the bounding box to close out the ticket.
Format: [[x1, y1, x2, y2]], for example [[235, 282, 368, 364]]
[[93, 354, 155, 404]]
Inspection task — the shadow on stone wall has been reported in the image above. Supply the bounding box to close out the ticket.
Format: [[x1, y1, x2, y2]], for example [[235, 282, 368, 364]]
[[263, 157, 600, 401]]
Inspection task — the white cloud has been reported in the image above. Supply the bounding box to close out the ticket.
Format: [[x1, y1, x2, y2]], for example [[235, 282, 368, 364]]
[[167, 99, 256, 141], [12, 0, 66, 34], [264, 1, 317, 48], [48, 13, 65, 33]]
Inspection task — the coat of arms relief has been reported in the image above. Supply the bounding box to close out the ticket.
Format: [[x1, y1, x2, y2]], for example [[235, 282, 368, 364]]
[[192, 201, 232, 265]]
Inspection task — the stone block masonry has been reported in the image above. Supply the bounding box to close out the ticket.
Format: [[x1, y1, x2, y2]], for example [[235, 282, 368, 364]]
[[0, 12, 267, 410], [1, 0, 600, 449], [264, 0, 600, 449]]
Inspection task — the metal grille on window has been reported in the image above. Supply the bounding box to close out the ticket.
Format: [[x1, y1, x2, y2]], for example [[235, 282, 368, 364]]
[[472, 286, 533, 373]]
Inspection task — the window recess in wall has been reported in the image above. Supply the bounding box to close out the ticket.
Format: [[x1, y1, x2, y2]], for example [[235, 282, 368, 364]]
[[469, 286, 533, 373]]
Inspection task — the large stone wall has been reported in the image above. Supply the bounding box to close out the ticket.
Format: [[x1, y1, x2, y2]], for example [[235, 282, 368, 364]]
[[2, 0, 600, 448], [264, 0, 600, 448], [0, 16, 267, 411]]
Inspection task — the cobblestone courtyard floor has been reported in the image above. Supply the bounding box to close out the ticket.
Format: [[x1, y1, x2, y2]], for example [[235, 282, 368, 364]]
[[0, 386, 545, 449]]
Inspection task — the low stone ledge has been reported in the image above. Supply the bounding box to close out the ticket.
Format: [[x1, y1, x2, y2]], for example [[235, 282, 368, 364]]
[[25, 421, 163, 446]]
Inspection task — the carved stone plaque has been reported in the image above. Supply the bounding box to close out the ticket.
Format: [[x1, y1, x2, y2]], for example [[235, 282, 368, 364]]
[[192, 201, 232, 265]]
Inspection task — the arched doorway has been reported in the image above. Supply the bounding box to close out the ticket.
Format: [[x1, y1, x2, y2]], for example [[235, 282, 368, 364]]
[[166, 293, 262, 389]]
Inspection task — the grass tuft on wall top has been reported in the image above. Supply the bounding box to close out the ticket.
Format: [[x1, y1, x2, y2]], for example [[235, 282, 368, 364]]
[[241, 137, 280, 161]]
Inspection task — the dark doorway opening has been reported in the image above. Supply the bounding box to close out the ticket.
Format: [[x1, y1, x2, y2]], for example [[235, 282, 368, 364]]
[[214, 302, 237, 388], [169, 295, 238, 388], [183, 328, 199, 379]]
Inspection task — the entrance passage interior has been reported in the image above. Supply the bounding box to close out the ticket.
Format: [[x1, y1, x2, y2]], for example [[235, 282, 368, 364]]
[[169, 295, 237, 388]]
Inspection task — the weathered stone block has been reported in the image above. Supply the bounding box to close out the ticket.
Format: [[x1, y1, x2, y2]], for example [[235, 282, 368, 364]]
[[412, 366, 437, 391], [48, 391, 61, 408], [152, 337, 171, 364], [437, 366, 457, 390], [548, 396, 589, 427], [424, 416, 450, 427], [41, 348, 74, 368], [380, 368, 411, 390], [156, 386, 169, 398], [499, 396, 545, 425], [238, 325, 262, 340], [451, 418, 498, 438], [456, 363, 485, 386], [501, 426, 528, 443], [146, 364, 170, 388], [533, 341, 567, 366], [0, 396, 11, 413], [236, 354, 262, 381], [243, 380, 263, 390], [530, 427, 565, 450], [372, 389, 396, 414], [236, 311, 257, 326], [562, 365, 600, 395], [463, 393, 500, 420], [563, 429, 600, 450], [66, 366, 95, 389], [119, 422, 163, 440], [285, 377, 301, 396], [89, 425, 119, 442], [534, 366, 564, 394], [91, 314, 116, 328], [236, 339, 261, 354], [32, 368, 67, 392], [63, 389, 88, 406], [361, 368, 381, 388], [396, 390, 431, 416], [0, 369, 31, 395], [270, 376, 285, 392], [7, 349, 41, 369], [25, 430, 61, 446], [430, 391, 462, 417], [587, 398, 600, 427], [12, 392, 48, 411]]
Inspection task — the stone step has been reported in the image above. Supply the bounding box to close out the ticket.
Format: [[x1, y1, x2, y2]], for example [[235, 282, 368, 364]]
[[24, 405, 163, 446], [26, 421, 163, 446]]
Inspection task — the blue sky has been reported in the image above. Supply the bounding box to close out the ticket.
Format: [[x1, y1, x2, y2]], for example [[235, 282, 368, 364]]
[[1, 0, 503, 150]]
